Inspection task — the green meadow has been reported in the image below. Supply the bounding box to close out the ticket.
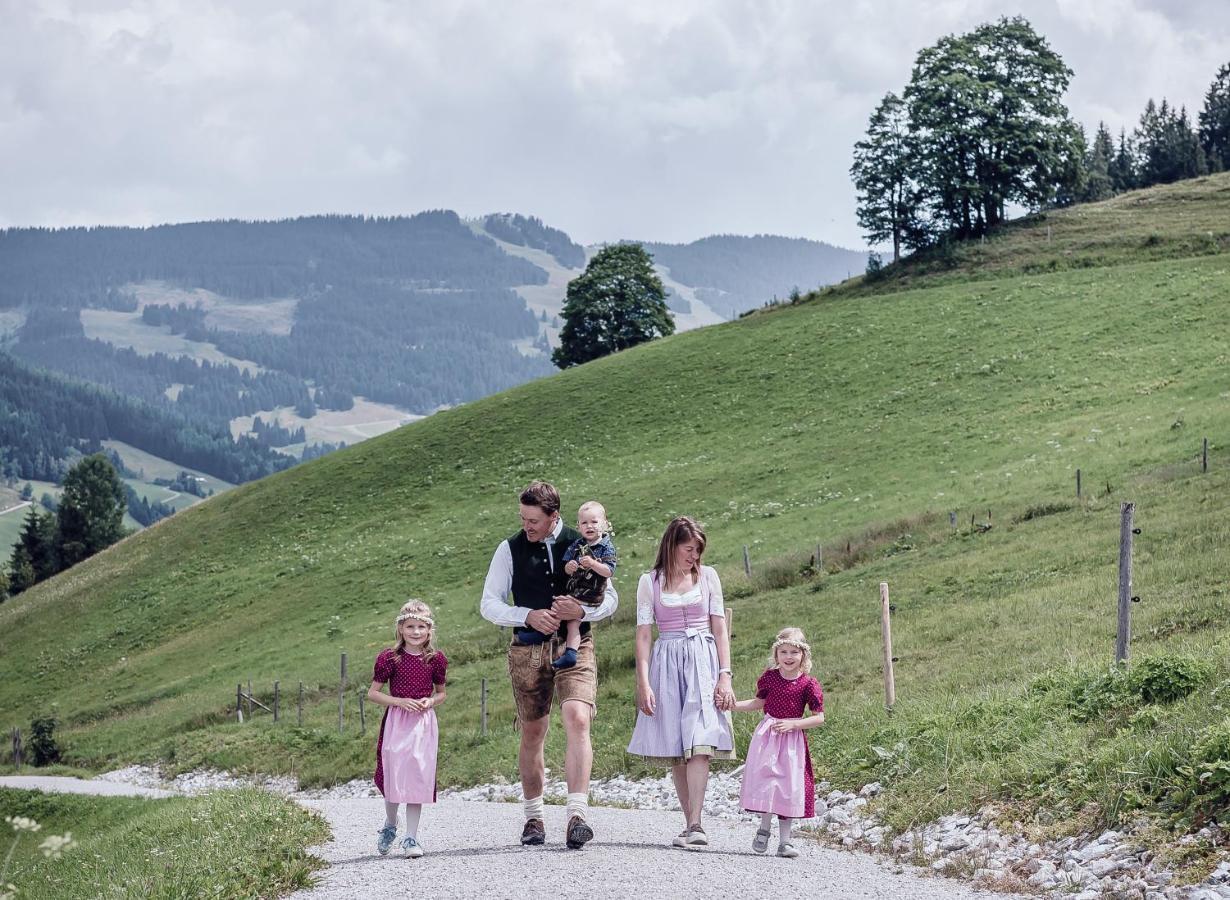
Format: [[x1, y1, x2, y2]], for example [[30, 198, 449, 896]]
[[0, 787, 327, 898], [1, 175, 1229, 841]]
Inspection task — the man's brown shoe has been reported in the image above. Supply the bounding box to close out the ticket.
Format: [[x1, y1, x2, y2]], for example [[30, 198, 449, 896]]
[[565, 815, 594, 850], [520, 818, 545, 846]]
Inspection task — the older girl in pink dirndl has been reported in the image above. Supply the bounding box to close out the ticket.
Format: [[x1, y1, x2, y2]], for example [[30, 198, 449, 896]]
[[733, 627, 825, 859], [367, 600, 448, 859]]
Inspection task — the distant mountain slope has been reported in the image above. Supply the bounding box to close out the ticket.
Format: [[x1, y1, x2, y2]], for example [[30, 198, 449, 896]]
[[640, 234, 869, 318]]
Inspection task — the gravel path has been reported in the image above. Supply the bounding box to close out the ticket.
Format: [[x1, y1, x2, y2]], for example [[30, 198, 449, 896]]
[[291, 796, 1020, 900], [0, 775, 175, 799]]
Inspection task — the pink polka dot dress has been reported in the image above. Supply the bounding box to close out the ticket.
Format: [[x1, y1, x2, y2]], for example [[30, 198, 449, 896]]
[[372, 648, 447, 803], [739, 668, 824, 819]]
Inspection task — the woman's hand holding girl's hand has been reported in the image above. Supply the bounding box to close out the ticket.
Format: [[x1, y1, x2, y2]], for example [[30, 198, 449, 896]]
[[770, 719, 800, 734], [636, 682, 657, 716], [714, 674, 735, 710]]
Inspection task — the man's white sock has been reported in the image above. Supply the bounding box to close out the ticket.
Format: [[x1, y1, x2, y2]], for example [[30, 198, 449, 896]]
[[566, 792, 589, 821], [523, 795, 544, 821]]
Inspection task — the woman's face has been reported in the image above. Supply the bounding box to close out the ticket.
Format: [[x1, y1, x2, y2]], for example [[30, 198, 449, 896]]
[[673, 538, 700, 574], [399, 618, 431, 649]]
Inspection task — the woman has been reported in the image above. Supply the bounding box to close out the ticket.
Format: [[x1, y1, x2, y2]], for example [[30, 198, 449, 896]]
[[626, 516, 736, 849]]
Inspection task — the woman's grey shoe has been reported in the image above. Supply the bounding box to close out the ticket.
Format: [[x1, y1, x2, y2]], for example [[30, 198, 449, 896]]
[[671, 828, 690, 848], [685, 825, 709, 848], [776, 842, 799, 858], [752, 828, 771, 854]]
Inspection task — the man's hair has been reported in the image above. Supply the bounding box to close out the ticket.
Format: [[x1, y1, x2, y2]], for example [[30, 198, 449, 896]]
[[519, 480, 561, 515]]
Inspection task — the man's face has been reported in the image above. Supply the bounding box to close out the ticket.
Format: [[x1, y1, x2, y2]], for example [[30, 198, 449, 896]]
[[520, 503, 558, 543]]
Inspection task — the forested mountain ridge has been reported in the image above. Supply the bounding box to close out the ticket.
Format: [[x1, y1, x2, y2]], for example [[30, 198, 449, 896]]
[[0, 212, 866, 512]]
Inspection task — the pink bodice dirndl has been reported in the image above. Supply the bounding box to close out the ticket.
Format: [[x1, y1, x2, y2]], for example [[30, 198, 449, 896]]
[[372, 648, 447, 804], [739, 669, 823, 819]]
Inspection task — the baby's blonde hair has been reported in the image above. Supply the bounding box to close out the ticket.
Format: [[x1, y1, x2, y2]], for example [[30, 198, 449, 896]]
[[577, 500, 612, 536], [394, 599, 437, 663], [769, 626, 812, 674]]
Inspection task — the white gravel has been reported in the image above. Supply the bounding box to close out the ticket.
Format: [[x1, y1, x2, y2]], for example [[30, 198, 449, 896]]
[[291, 795, 1016, 900]]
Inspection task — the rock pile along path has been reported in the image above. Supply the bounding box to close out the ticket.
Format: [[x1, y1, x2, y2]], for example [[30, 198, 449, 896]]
[[292, 795, 1017, 900]]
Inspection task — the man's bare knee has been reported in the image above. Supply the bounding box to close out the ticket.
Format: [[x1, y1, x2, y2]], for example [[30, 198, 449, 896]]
[[521, 715, 550, 745], [561, 700, 592, 733]]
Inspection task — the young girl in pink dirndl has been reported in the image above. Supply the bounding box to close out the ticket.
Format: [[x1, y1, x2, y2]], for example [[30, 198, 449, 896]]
[[733, 627, 824, 859], [367, 600, 448, 859]]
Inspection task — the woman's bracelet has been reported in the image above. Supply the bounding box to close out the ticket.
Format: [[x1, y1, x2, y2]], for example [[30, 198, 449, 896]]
[[718, 667, 732, 676]]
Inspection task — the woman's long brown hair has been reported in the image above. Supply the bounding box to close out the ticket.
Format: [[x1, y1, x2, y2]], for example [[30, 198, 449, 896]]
[[652, 516, 707, 588]]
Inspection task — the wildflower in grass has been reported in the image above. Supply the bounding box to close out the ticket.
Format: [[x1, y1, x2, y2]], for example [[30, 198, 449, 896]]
[[39, 833, 76, 859], [1, 882, 16, 900], [4, 818, 39, 833]]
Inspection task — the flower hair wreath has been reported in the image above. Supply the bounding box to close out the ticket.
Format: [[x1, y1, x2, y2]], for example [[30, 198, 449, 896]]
[[772, 637, 810, 653], [397, 612, 434, 626]]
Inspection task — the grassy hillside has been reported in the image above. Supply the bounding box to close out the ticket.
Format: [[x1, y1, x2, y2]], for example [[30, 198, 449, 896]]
[[2, 175, 1230, 841]]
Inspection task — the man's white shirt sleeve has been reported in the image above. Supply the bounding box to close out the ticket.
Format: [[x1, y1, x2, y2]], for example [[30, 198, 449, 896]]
[[479, 541, 530, 628], [581, 578, 619, 622]]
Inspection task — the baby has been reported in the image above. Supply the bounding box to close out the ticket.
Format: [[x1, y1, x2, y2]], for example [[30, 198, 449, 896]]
[[553, 500, 617, 669]]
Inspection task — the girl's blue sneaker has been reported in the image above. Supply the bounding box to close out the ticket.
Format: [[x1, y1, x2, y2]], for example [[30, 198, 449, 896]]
[[376, 824, 397, 856], [401, 835, 425, 859]]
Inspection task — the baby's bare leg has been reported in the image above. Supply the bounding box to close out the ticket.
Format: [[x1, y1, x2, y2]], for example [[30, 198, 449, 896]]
[[565, 619, 581, 651]]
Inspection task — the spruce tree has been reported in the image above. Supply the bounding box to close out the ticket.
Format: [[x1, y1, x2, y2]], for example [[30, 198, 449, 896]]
[[1198, 62, 1230, 172]]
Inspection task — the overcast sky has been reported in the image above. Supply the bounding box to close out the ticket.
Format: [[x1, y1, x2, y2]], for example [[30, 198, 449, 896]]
[[2, 0, 1227, 250]]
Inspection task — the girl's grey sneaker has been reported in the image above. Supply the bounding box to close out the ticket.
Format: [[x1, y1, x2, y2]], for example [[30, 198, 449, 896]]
[[685, 825, 709, 848], [401, 836, 424, 859], [752, 828, 771, 854], [777, 842, 799, 858], [376, 824, 397, 856]]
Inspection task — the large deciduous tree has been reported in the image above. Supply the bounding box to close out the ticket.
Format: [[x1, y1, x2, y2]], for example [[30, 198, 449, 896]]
[[851, 93, 926, 261], [903, 16, 1081, 238], [552, 244, 674, 369], [55, 453, 127, 568]]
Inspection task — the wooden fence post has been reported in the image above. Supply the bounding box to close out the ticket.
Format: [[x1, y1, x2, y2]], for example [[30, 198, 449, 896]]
[[11, 727, 22, 769], [236, 684, 244, 724], [743, 545, 752, 577], [481, 678, 488, 737], [814, 544, 823, 570], [1116, 502, 1135, 664], [297, 682, 304, 727], [1076, 468, 1082, 499], [273, 681, 280, 723], [339, 652, 348, 733], [949, 511, 957, 530], [879, 582, 896, 712], [358, 690, 366, 735], [247, 679, 253, 721], [1203, 437, 1209, 474]]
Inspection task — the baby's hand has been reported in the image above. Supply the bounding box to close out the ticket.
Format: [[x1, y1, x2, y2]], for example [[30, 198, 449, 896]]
[[564, 560, 579, 575], [578, 556, 594, 570]]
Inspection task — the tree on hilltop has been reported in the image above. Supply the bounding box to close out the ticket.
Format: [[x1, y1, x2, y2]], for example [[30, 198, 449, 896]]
[[552, 244, 674, 368], [851, 92, 926, 261], [1199, 62, 1230, 172], [8, 506, 57, 594], [55, 453, 127, 568], [1079, 123, 1115, 203]]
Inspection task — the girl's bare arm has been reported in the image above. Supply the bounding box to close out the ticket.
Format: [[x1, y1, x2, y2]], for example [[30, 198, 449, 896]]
[[732, 697, 765, 713]]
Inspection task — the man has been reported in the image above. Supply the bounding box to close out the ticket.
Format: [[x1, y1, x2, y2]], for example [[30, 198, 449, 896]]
[[479, 480, 618, 849]]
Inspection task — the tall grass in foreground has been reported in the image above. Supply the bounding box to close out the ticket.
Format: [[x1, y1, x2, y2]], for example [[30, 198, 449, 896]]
[[0, 788, 328, 899]]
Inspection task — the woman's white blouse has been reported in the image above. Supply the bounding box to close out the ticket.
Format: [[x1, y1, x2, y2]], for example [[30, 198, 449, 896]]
[[635, 566, 725, 626]]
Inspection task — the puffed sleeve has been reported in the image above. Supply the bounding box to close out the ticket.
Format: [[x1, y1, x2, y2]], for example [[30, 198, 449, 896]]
[[432, 651, 449, 685], [806, 677, 824, 713], [755, 669, 774, 700], [636, 572, 655, 626], [372, 649, 394, 684], [703, 566, 725, 617]]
